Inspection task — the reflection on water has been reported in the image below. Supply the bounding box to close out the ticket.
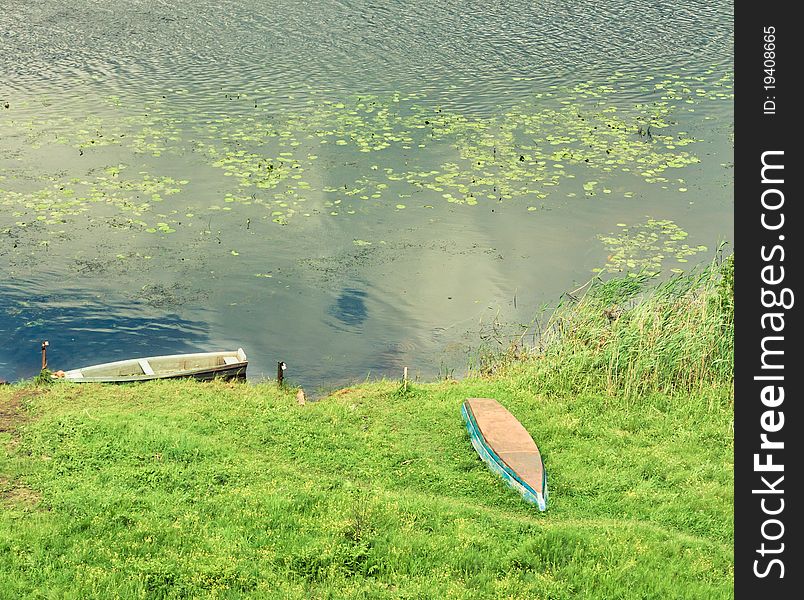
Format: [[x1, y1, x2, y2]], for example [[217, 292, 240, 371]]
[[328, 288, 369, 330], [0, 1, 733, 387], [0, 279, 210, 381]]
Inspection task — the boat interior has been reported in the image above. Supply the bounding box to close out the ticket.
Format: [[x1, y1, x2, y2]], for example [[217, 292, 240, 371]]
[[70, 349, 247, 378]]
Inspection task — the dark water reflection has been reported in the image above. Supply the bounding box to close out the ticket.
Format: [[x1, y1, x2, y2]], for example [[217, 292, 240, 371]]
[[327, 288, 369, 330], [0, 280, 209, 381]]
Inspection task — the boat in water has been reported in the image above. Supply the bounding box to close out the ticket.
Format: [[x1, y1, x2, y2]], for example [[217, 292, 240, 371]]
[[55, 348, 248, 383]]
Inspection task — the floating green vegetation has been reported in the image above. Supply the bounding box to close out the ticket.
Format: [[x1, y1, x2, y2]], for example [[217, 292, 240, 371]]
[[1, 69, 732, 246], [596, 219, 708, 274], [181, 70, 729, 224], [0, 165, 188, 237], [207, 147, 291, 189], [14, 96, 183, 157]]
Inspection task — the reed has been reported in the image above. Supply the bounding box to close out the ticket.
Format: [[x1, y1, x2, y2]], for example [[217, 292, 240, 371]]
[[486, 254, 734, 403]]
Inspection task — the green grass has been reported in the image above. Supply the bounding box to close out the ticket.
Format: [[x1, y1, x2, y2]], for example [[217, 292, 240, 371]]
[[0, 259, 734, 599], [483, 254, 734, 400]]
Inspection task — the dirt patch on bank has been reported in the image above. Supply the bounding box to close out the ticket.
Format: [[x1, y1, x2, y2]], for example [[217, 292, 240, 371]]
[[0, 476, 41, 507], [1, 389, 43, 508], [0, 388, 40, 435]]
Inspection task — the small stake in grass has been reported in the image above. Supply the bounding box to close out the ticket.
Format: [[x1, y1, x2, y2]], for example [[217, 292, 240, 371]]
[[277, 361, 287, 386], [41, 340, 49, 370], [403, 366, 408, 392]]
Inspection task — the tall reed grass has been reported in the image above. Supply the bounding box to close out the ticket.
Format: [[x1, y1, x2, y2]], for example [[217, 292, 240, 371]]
[[489, 254, 734, 401]]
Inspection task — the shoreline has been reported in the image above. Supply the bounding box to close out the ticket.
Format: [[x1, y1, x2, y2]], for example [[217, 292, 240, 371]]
[[1, 260, 734, 597]]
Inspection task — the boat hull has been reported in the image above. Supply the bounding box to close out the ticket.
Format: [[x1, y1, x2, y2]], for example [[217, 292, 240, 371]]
[[461, 398, 547, 511]]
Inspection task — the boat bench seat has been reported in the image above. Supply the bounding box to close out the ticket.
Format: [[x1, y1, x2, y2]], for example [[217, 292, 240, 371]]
[[223, 356, 239, 365], [138, 359, 155, 376]]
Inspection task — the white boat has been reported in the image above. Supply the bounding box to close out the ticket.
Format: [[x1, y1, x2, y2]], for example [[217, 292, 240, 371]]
[[58, 348, 248, 383]]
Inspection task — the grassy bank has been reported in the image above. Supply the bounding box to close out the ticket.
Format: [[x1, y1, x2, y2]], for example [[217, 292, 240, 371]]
[[0, 260, 733, 599]]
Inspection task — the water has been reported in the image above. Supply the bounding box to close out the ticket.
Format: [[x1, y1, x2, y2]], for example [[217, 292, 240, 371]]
[[1, 1, 733, 386]]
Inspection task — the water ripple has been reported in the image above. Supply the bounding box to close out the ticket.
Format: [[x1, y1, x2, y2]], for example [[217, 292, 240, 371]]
[[0, 278, 210, 381], [2, 0, 732, 113]]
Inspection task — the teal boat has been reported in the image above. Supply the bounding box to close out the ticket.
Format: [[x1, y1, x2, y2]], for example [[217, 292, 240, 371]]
[[461, 398, 548, 510]]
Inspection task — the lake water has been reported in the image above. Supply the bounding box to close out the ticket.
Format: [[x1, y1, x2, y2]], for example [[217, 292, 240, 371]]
[[1, 0, 733, 387]]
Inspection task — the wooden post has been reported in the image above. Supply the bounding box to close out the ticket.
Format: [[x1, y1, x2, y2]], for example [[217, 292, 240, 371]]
[[277, 361, 286, 386], [41, 341, 49, 370], [403, 366, 408, 392]]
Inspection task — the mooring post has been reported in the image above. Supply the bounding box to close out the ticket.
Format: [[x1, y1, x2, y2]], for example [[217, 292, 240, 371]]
[[41, 340, 49, 370], [277, 361, 286, 386]]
